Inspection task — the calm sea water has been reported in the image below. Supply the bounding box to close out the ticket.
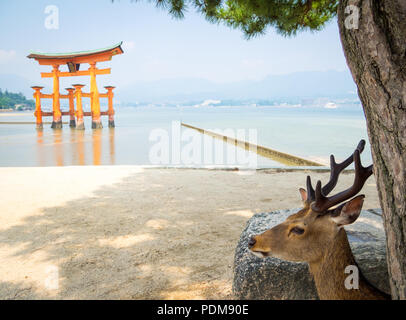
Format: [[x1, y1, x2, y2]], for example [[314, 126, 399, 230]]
[[0, 106, 372, 168]]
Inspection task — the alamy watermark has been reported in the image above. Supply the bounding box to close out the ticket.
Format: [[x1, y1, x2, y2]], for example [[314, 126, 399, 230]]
[[344, 4, 360, 30], [344, 265, 359, 290], [149, 121, 258, 169], [44, 265, 59, 290], [44, 5, 59, 30]]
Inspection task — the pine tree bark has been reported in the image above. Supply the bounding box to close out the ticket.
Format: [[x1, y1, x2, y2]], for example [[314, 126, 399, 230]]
[[337, 0, 406, 299]]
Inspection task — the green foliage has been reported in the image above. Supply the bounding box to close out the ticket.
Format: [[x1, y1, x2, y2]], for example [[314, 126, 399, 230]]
[[0, 89, 35, 110], [126, 0, 338, 37]]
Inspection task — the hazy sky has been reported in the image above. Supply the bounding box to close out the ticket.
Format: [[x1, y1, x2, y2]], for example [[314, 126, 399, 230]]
[[0, 0, 349, 88]]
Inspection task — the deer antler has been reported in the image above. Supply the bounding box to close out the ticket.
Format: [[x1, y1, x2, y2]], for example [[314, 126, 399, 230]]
[[320, 140, 365, 196], [312, 149, 373, 213], [306, 175, 316, 204], [305, 140, 373, 212]]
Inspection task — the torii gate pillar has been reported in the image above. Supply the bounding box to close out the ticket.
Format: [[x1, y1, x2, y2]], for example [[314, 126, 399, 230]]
[[89, 62, 102, 129], [51, 65, 62, 129]]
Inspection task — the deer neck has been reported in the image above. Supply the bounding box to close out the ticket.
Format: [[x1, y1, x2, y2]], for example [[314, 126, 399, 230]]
[[308, 228, 385, 300]]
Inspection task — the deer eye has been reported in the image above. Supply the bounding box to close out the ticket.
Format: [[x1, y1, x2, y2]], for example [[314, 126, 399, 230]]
[[290, 227, 305, 235]]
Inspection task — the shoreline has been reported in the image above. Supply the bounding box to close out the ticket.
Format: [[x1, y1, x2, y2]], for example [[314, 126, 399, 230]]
[[0, 164, 355, 173], [0, 121, 68, 124], [0, 111, 32, 116]]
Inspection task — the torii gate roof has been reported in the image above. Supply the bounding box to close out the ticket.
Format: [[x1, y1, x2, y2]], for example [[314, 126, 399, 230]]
[[27, 42, 124, 65]]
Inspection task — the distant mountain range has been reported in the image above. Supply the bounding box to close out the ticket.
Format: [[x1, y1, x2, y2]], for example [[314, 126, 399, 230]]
[[0, 70, 358, 104], [116, 70, 358, 103]]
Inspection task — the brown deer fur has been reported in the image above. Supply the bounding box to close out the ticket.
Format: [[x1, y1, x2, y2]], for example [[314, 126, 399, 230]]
[[250, 199, 390, 300]]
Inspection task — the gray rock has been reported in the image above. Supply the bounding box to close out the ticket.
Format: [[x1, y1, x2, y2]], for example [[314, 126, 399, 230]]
[[233, 208, 390, 300]]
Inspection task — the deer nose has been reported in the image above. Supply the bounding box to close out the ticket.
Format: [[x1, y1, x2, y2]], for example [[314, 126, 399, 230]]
[[248, 236, 256, 248]]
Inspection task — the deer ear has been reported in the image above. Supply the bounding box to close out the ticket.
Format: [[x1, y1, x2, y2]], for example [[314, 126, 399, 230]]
[[299, 188, 307, 202], [331, 195, 365, 227]]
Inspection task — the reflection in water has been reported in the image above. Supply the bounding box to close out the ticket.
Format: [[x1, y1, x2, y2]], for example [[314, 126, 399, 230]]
[[53, 129, 64, 166], [109, 128, 115, 165], [35, 127, 116, 166], [73, 129, 86, 165], [92, 129, 102, 165], [36, 130, 45, 166]]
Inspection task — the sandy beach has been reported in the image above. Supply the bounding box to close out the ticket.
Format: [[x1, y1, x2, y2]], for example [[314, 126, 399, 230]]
[[0, 166, 380, 299]]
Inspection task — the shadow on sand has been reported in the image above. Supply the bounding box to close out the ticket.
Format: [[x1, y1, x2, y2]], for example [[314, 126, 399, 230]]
[[0, 169, 261, 299]]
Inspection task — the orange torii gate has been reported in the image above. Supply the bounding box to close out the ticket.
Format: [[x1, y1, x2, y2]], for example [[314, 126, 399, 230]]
[[28, 42, 123, 129]]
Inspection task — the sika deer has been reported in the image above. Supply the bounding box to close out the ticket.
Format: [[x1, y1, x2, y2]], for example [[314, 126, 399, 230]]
[[249, 140, 390, 300]]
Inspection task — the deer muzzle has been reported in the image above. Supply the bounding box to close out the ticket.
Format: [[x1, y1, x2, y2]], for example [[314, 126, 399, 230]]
[[248, 235, 272, 258]]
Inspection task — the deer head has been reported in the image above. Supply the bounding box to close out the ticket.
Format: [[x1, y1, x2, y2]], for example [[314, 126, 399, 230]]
[[249, 140, 373, 264]]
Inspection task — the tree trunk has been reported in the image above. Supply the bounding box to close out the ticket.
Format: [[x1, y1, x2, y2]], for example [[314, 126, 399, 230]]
[[337, 0, 406, 299]]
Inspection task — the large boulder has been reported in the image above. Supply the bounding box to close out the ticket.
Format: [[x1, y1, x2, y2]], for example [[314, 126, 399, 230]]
[[233, 208, 390, 299]]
